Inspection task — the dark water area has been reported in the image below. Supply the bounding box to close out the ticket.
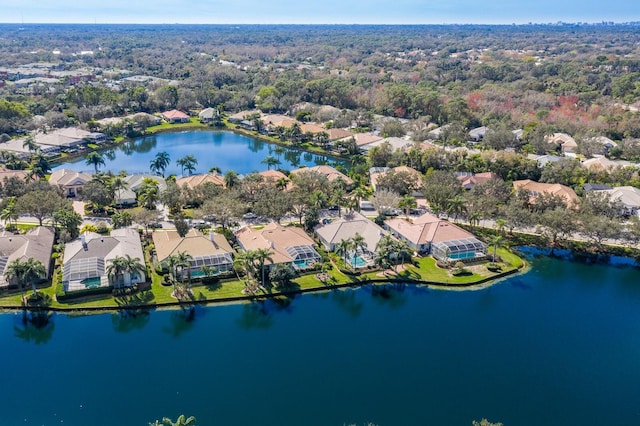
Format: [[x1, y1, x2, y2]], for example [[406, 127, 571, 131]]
[[1, 254, 639, 426], [53, 130, 343, 175]]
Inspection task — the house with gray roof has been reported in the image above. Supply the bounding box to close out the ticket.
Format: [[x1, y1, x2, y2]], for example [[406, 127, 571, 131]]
[[62, 228, 145, 292], [314, 212, 388, 268], [597, 186, 640, 217], [0, 227, 55, 287], [49, 169, 92, 198]]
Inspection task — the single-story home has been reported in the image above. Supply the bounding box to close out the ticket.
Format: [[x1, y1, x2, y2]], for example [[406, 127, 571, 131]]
[[0, 226, 55, 287], [370, 165, 423, 196], [469, 126, 489, 142], [176, 173, 225, 190], [596, 186, 640, 217], [360, 137, 412, 153], [457, 172, 502, 190], [513, 179, 579, 208], [62, 228, 146, 292], [314, 212, 387, 267], [385, 213, 487, 261], [48, 169, 93, 198], [335, 133, 383, 149], [235, 222, 321, 270], [290, 165, 353, 187], [161, 109, 190, 124], [546, 133, 578, 153], [153, 229, 234, 278], [198, 108, 218, 123]]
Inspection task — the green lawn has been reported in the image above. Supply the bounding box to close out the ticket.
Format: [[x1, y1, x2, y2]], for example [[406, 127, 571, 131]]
[[0, 250, 525, 311], [146, 118, 208, 134]]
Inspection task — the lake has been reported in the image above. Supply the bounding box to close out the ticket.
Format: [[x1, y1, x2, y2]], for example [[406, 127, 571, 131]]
[[53, 130, 343, 175], [1, 251, 639, 426]]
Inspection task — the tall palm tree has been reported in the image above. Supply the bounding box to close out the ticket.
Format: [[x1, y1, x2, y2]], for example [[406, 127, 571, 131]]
[[1, 197, 18, 228], [29, 152, 51, 179], [85, 151, 105, 173], [108, 175, 129, 207], [253, 248, 273, 288], [122, 255, 146, 286], [261, 156, 280, 171], [138, 177, 159, 210], [22, 135, 40, 153], [174, 251, 193, 285], [398, 195, 417, 216], [490, 235, 505, 263], [150, 152, 170, 177], [176, 155, 197, 176], [4, 258, 46, 298], [392, 239, 412, 272], [224, 170, 239, 188], [106, 256, 128, 288], [352, 185, 371, 212], [335, 238, 352, 268], [351, 233, 368, 263]]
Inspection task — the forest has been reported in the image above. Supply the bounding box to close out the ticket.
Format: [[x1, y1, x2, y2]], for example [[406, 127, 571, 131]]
[[1, 23, 640, 141]]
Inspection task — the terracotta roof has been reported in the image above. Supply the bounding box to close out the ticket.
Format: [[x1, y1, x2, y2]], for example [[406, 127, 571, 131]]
[[326, 128, 354, 141], [290, 165, 353, 185], [546, 133, 577, 151], [457, 172, 501, 189], [152, 229, 233, 263], [162, 109, 189, 120], [513, 179, 579, 206], [385, 214, 477, 246], [0, 167, 33, 182], [235, 222, 317, 265], [176, 173, 225, 189]]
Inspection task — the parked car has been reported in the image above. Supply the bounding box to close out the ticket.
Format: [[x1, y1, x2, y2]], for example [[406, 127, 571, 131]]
[[243, 212, 257, 220], [149, 222, 163, 229]]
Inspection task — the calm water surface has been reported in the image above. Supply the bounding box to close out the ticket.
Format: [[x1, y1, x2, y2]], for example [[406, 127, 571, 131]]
[[1, 253, 640, 426], [53, 131, 342, 175]]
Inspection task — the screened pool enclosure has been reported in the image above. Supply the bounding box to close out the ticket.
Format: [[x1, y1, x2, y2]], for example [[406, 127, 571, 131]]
[[431, 238, 487, 261]]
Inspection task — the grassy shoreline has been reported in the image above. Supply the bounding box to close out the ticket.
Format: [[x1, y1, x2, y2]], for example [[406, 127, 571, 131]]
[[0, 248, 526, 313]]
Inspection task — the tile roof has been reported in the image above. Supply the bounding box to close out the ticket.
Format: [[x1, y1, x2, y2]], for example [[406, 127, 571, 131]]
[[513, 179, 579, 206], [152, 229, 233, 263], [0, 227, 55, 286], [235, 222, 317, 265], [176, 173, 225, 189], [314, 212, 387, 253], [290, 165, 353, 185], [385, 214, 477, 246]]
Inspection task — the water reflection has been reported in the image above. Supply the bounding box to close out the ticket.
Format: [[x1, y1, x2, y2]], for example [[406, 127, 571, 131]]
[[367, 283, 408, 309], [236, 297, 295, 330], [330, 289, 364, 318], [111, 309, 151, 333], [162, 305, 201, 338], [13, 310, 55, 344], [248, 139, 265, 153]]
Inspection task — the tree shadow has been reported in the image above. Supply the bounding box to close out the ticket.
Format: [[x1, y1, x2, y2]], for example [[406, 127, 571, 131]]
[[369, 283, 408, 310], [14, 309, 55, 344]]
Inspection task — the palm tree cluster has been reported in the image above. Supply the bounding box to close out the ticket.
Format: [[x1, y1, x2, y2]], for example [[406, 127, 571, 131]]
[[3, 257, 46, 300], [233, 248, 273, 292], [375, 235, 412, 273], [334, 233, 368, 269], [106, 255, 146, 289], [162, 251, 193, 299]]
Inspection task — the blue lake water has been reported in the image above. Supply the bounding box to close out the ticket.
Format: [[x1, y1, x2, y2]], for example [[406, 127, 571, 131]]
[[1, 253, 640, 426], [53, 130, 342, 175]]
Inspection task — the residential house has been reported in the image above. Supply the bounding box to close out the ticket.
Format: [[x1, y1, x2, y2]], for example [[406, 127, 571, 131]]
[[48, 169, 92, 198], [326, 128, 354, 142], [469, 126, 489, 142], [35, 127, 106, 150], [228, 110, 260, 124], [314, 212, 387, 267], [336, 133, 383, 149], [370, 165, 423, 196], [597, 186, 640, 217], [581, 156, 632, 172], [513, 179, 579, 207], [235, 222, 321, 270], [290, 165, 353, 187], [0, 166, 34, 183], [161, 109, 190, 124], [62, 228, 146, 292], [0, 227, 55, 287], [384, 213, 487, 261], [176, 173, 225, 190], [457, 172, 502, 190], [152, 229, 234, 278], [583, 183, 613, 192], [527, 154, 563, 168], [198, 108, 218, 123], [360, 137, 412, 153], [546, 133, 578, 154]]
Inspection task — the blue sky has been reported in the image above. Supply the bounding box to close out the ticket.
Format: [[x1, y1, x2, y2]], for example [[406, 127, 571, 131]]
[[1, 0, 638, 24]]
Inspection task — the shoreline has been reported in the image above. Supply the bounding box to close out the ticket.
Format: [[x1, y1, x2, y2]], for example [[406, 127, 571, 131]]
[[0, 265, 526, 314]]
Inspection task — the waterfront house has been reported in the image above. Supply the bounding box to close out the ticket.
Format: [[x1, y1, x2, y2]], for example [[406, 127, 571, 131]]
[[314, 212, 387, 267], [384, 213, 487, 261], [62, 228, 146, 292], [48, 169, 92, 198], [161, 109, 190, 124], [0, 227, 55, 287], [152, 229, 234, 278], [235, 222, 321, 271], [198, 108, 218, 123]]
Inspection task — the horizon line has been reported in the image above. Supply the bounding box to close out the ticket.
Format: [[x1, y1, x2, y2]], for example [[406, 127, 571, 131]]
[[0, 21, 638, 26]]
